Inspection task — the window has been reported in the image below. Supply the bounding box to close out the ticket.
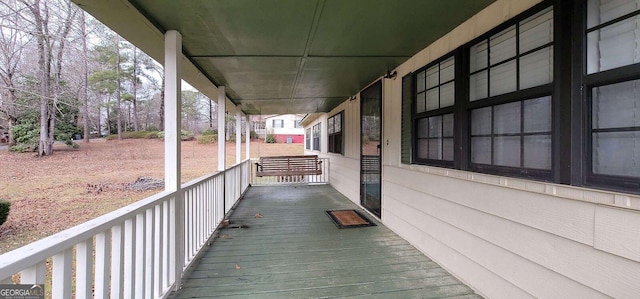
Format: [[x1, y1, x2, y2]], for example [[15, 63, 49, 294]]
[[470, 97, 552, 174], [413, 55, 456, 166], [401, 74, 414, 164], [586, 0, 640, 74], [254, 121, 265, 131], [272, 119, 284, 128], [416, 56, 455, 113], [399, 1, 640, 193], [312, 123, 321, 151], [416, 114, 454, 163], [468, 6, 554, 179], [586, 0, 640, 190], [328, 112, 343, 154], [305, 128, 311, 150], [469, 7, 554, 100]]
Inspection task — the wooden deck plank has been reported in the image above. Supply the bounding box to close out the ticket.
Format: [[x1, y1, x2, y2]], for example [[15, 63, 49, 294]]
[[178, 276, 467, 298], [171, 185, 482, 299], [184, 268, 453, 287]]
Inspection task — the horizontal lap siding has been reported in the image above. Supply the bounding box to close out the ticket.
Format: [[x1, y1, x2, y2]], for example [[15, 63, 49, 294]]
[[383, 166, 640, 298], [323, 155, 360, 205]]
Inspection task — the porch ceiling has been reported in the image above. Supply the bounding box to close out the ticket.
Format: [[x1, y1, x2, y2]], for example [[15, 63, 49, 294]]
[[73, 0, 494, 115]]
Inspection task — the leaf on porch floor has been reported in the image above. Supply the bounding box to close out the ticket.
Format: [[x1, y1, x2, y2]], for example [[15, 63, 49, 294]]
[[219, 234, 232, 239], [235, 264, 241, 270], [254, 213, 263, 218]]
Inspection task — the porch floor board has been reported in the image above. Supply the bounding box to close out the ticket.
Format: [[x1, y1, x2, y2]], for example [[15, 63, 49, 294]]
[[173, 185, 482, 298]]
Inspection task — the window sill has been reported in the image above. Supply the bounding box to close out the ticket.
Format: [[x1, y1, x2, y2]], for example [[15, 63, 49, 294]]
[[397, 163, 640, 211]]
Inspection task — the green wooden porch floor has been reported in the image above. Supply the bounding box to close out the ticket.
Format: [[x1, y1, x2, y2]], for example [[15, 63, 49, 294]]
[[172, 185, 482, 298]]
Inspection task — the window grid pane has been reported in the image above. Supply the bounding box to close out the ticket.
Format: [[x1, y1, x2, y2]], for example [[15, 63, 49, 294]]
[[471, 97, 552, 170], [470, 7, 554, 102], [415, 56, 456, 112], [591, 80, 640, 178], [416, 113, 454, 162]]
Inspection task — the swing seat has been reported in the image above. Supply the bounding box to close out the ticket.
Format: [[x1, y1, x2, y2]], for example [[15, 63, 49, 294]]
[[255, 155, 322, 177]]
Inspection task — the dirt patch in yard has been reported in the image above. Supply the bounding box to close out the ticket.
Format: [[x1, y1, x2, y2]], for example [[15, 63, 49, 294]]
[[0, 139, 303, 254]]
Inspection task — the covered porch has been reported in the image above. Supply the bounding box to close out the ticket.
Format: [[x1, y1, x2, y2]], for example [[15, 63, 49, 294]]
[[1, 0, 640, 298], [173, 185, 480, 298]]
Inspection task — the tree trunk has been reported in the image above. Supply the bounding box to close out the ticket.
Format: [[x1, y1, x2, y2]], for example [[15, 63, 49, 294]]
[[97, 102, 102, 137], [105, 95, 110, 135], [132, 47, 139, 131], [116, 37, 122, 140], [26, 0, 51, 156], [81, 12, 90, 142], [159, 77, 165, 131], [209, 99, 213, 128]]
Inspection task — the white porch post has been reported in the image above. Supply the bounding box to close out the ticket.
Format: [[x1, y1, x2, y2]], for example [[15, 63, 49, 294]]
[[245, 116, 250, 160], [236, 110, 242, 163], [218, 87, 226, 171], [164, 30, 183, 290]]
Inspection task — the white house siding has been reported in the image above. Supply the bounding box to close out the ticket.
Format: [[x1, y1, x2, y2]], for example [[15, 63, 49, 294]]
[[265, 114, 304, 136], [305, 99, 362, 205]]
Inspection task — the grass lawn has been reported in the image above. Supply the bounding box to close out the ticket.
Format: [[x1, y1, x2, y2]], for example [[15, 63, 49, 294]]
[[0, 138, 303, 254]]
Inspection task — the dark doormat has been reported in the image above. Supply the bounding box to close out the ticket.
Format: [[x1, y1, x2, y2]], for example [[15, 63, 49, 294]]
[[325, 209, 377, 229]]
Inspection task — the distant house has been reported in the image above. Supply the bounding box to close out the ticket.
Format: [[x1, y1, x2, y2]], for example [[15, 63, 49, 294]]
[[264, 114, 304, 143]]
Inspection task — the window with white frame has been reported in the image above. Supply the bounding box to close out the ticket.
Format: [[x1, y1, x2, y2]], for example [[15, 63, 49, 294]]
[[312, 123, 321, 151], [305, 128, 311, 150], [328, 112, 343, 154]]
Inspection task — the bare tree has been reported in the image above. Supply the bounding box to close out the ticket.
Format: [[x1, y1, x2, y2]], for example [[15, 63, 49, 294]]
[[115, 35, 122, 140], [15, 0, 76, 155], [0, 1, 29, 144], [79, 10, 89, 142], [138, 55, 164, 130], [131, 46, 139, 131]]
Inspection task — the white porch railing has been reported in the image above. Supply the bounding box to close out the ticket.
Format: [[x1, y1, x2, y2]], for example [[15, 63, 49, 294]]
[[250, 157, 329, 185], [0, 159, 251, 299]]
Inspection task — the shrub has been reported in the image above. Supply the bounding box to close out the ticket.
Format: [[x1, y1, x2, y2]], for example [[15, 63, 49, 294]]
[[9, 143, 33, 153], [265, 134, 276, 143], [105, 131, 161, 140], [11, 122, 39, 151], [250, 130, 259, 139], [157, 130, 195, 141], [144, 131, 159, 139], [201, 129, 217, 136], [0, 200, 10, 226], [55, 131, 79, 149], [197, 134, 217, 144]]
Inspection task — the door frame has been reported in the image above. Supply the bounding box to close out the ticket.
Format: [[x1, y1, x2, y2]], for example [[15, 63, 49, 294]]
[[360, 80, 383, 218]]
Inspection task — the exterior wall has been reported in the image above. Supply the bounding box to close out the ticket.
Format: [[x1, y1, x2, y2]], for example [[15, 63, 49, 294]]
[[265, 114, 304, 136], [304, 98, 361, 205], [273, 134, 303, 144], [305, 0, 640, 297]]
